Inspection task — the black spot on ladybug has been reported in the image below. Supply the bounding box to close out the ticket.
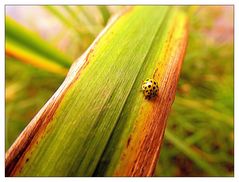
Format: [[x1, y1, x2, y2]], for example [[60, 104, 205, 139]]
[[153, 86, 155, 89], [148, 85, 151, 88]]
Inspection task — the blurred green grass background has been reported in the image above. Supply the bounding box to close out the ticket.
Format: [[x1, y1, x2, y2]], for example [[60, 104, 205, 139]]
[[5, 6, 233, 176]]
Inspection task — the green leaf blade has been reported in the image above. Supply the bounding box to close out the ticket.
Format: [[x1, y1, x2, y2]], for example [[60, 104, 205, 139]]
[[6, 6, 188, 177], [6, 16, 72, 69]]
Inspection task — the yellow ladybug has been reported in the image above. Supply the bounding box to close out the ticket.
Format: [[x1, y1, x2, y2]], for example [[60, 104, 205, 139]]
[[142, 78, 159, 99]]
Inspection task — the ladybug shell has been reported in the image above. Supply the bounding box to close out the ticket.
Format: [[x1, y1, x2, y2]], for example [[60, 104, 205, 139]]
[[142, 78, 159, 99]]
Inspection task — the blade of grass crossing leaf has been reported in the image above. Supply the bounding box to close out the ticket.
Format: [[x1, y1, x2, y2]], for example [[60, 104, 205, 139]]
[[98, 6, 111, 25], [44, 6, 74, 28], [6, 16, 72, 69], [6, 38, 68, 75], [77, 6, 98, 26], [63, 6, 98, 36], [63, 6, 82, 24], [44, 6, 83, 37]]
